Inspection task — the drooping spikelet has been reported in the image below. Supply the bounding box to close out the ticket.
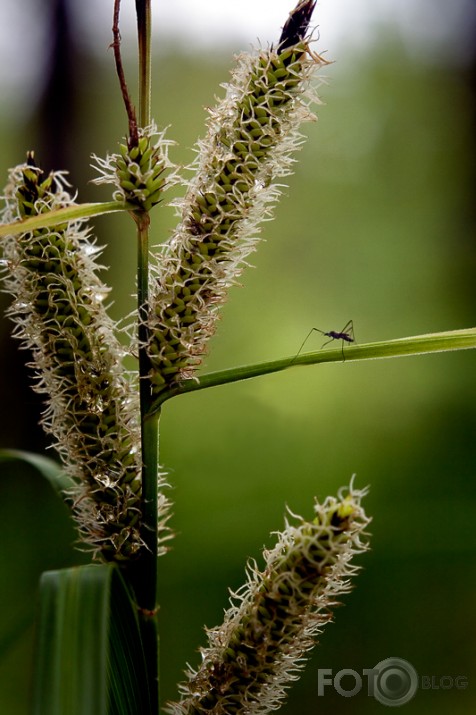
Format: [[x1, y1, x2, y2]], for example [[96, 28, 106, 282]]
[[147, 2, 327, 396], [0, 155, 156, 562], [167, 482, 370, 715]]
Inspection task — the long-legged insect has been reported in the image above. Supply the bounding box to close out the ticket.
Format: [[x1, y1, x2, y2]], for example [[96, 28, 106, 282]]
[[292, 320, 355, 363]]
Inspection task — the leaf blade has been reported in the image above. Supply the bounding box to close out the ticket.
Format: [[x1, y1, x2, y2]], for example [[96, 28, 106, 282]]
[[33, 564, 152, 715], [0, 449, 73, 497]]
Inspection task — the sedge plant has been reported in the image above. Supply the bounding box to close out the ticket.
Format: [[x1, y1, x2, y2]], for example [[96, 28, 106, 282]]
[[0, 1, 475, 713]]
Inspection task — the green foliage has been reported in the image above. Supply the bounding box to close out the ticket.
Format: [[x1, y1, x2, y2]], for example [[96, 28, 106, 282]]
[[0, 453, 84, 715], [33, 564, 152, 715], [0, 22, 475, 715], [0, 449, 73, 497]]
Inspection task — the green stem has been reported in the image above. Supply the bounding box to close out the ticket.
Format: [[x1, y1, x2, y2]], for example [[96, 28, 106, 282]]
[[133, 3, 158, 709], [130, 211, 160, 711], [133, 1, 159, 708], [150, 327, 476, 412], [132, 0, 157, 609], [136, 0, 152, 127], [0, 200, 130, 237], [137, 213, 158, 599]]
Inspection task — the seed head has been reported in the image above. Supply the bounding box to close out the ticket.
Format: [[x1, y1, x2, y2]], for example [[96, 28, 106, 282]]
[[92, 124, 175, 212], [167, 481, 370, 715], [147, 31, 327, 396], [0, 155, 172, 561]]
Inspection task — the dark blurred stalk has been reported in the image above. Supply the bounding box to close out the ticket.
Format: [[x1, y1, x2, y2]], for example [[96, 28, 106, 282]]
[[35, 0, 79, 174], [0, 0, 80, 451]]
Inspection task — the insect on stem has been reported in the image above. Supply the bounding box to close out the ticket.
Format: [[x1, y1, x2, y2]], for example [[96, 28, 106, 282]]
[[291, 320, 355, 364]]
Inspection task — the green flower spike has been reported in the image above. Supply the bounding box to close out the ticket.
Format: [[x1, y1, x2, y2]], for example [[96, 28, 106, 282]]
[[92, 123, 175, 212], [167, 481, 370, 715], [0, 155, 170, 562], [147, 3, 328, 396]]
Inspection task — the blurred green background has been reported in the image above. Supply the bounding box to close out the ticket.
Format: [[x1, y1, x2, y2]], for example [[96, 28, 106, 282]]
[[0, 1, 475, 713]]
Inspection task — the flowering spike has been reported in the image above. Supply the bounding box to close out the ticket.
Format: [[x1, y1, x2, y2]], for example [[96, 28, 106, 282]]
[[92, 124, 175, 212], [0, 156, 171, 561], [167, 482, 370, 715], [147, 10, 328, 396]]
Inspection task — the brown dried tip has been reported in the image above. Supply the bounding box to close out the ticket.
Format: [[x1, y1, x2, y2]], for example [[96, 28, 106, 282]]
[[278, 0, 317, 53]]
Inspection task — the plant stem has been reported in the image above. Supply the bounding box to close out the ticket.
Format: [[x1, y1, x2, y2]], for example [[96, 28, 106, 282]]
[[150, 327, 476, 411], [137, 212, 158, 599], [113, 0, 138, 143], [132, 210, 160, 711], [136, 0, 152, 127], [133, 3, 159, 709], [0, 200, 129, 237], [134, 0, 157, 606]]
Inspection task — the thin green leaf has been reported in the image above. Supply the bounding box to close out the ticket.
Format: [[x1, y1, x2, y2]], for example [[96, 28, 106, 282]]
[[33, 564, 153, 715], [0, 200, 129, 237], [0, 449, 74, 497], [151, 327, 476, 411]]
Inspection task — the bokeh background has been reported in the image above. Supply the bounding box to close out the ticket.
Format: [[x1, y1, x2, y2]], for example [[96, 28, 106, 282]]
[[0, 1, 475, 713]]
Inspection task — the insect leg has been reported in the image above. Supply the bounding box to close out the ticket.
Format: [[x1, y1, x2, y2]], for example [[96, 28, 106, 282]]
[[341, 319, 354, 341], [290, 327, 325, 365], [320, 336, 335, 349], [340, 320, 354, 362]]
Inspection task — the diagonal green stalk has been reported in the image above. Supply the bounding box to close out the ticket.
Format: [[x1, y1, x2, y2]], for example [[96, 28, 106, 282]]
[[149, 328, 476, 411], [0, 200, 129, 237]]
